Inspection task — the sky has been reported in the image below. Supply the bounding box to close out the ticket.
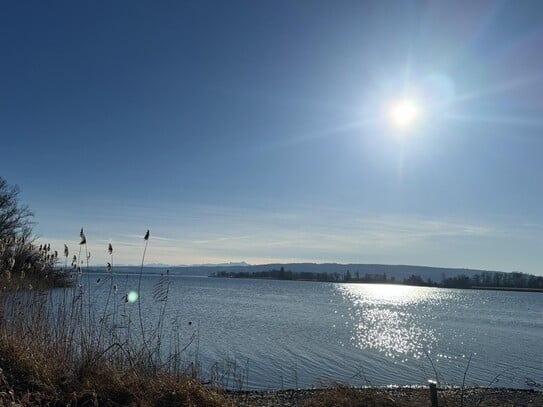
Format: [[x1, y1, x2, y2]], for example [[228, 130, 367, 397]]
[[2, 1, 543, 273]]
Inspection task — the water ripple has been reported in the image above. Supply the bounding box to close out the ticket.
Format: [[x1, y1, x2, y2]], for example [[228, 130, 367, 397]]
[[336, 284, 442, 360]]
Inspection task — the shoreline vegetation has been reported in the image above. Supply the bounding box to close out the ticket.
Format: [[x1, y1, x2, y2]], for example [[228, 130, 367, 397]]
[[1, 177, 542, 405], [212, 267, 543, 292]]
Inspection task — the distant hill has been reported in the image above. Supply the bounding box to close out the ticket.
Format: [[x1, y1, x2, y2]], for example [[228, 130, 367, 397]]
[[184, 261, 250, 268], [209, 263, 503, 282], [94, 262, 505, 281]]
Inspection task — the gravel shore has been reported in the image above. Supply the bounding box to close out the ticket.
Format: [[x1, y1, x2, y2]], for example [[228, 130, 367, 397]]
[[228, 387, 543, 406]]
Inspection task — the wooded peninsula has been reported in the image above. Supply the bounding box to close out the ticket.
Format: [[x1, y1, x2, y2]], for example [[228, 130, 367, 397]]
[[213, 267, 543, 291]]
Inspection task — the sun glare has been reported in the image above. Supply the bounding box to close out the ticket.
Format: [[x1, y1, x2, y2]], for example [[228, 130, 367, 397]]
[[389, 99, 419, 129]]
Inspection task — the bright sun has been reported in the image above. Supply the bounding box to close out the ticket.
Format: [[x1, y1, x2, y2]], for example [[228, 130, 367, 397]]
[[388, 99, 419, 129]]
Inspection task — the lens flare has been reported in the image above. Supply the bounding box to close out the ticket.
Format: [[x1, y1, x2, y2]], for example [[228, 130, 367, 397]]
[[127, 291, 139, 303]]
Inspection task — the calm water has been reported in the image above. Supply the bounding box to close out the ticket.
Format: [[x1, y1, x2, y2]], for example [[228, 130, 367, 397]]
[[68, 273, 543, 389]]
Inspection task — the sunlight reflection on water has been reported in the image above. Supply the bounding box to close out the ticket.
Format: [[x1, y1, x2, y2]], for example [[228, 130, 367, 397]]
[[336, 284, 446, 361]]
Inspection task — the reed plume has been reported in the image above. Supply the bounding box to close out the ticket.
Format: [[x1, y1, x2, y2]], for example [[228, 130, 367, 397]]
[[138, 230, 150, 360]]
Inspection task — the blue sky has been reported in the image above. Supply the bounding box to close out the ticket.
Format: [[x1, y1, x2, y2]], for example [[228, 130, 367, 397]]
[[2, 1, 543, 273]]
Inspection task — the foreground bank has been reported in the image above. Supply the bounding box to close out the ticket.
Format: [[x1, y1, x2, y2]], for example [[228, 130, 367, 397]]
[[0, 342, 541, 406], [231, 387, 543, 407], [0, 367, 541, 407]]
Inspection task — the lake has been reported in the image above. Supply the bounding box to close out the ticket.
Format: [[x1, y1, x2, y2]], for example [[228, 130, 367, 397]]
[[68, 272, 543, 390]]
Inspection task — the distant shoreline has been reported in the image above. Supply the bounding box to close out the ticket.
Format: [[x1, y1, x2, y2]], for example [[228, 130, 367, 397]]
[[211, 273, 543, 293], [474, 286, 543, 293]]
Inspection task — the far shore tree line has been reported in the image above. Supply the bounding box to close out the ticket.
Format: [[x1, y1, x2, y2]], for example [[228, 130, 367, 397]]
[[214, 266, 543, 290]]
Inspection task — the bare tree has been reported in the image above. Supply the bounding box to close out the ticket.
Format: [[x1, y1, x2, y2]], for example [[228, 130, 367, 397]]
[[0, 177, 44, 276], [0, 177, 33, 241]]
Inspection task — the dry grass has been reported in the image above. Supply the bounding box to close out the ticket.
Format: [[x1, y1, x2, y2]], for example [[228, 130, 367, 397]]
[[0, 230, 237, 406], [0, 320, 236, 406]]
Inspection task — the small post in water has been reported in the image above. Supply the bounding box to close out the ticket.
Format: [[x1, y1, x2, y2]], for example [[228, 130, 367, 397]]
[[428, 379, 438, 407]]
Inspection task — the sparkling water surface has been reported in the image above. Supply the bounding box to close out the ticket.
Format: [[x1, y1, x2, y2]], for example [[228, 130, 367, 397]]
[[67, 273, 543, 389]]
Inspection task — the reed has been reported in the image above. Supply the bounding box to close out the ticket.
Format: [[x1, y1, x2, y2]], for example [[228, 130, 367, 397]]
[[0, 228, 234, 406]]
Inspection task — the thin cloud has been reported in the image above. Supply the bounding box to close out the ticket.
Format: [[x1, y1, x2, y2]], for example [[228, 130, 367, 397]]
[[34, 204, 515, 269]]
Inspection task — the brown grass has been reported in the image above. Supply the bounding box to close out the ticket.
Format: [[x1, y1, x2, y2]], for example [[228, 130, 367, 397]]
[[0, 267, 236, 406], [0, 228, 243, 406], [0, 334, 235, 406]]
